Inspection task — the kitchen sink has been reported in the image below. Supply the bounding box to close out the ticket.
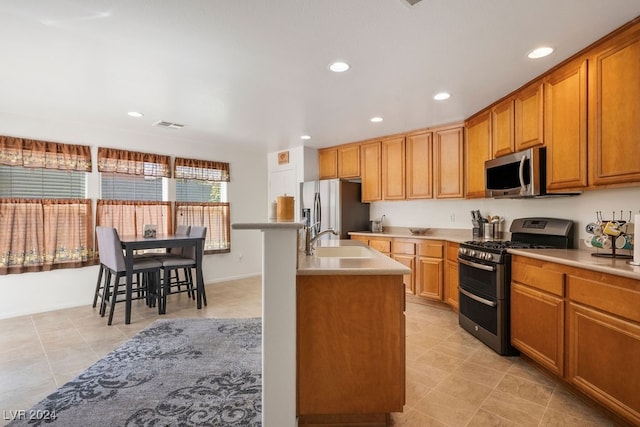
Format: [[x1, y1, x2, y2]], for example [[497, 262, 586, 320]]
[[314, 245, 373, 258]]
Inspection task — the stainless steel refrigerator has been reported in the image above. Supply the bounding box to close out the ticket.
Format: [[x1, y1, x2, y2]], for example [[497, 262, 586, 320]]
[[300, 179, 370, 241]]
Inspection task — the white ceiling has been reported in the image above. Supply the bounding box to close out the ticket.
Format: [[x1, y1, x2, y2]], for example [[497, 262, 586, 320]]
[[1, 1, 640, 153]]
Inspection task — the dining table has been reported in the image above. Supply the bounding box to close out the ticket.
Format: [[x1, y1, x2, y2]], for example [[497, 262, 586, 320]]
[[119, 234, 206, 324]]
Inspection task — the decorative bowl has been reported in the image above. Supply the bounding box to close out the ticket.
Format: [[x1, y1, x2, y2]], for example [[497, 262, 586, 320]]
[[409, 227, 429, 235]]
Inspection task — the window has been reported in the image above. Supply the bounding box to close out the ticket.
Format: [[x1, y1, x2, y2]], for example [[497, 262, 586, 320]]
[[0, 136, 93, 274], [100, 173, 163, 201], [175, 157, 231, 253]]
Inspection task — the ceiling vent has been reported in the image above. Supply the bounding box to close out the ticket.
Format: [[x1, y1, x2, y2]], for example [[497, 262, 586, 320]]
[[404, 0, 423, 5], [153, 120, 185, 129]]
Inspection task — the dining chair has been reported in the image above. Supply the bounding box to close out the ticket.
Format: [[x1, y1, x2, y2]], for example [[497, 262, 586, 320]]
[[95, 226, 163, 325], [157, 226, 207, 312]]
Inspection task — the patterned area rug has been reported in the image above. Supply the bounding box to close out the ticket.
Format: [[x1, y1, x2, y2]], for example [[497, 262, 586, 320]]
[[9, 318, 262, 426]]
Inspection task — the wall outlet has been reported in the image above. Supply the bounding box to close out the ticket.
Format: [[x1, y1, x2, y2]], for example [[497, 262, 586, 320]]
[[450, 213, 455, 222], [238, 252, 243, 262]]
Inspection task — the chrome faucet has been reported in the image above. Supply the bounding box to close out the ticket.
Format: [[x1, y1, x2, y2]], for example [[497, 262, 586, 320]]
[[305, 226, 339, 255]]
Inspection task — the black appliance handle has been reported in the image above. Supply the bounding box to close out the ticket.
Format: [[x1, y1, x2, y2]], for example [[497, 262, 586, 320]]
[[459, 257, 496, 272], [459, 287, 497, 307]]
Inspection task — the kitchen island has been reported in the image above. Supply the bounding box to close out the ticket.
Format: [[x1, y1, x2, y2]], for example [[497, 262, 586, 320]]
[[297, 240, 410, 426]]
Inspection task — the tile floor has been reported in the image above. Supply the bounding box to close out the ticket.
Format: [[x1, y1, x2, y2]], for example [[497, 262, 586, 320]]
[[0, 276, 621, 426]]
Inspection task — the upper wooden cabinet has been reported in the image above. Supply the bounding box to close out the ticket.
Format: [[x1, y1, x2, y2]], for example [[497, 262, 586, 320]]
[[544, 58, 589, 191], [318, 148, 338, 179], [361, 141, 382, 202], [465, 112, 492, 199], [381, 136, 406, 200], [491, 98, 515, 158], [337, 144, 360, 179], [515, 81, 544, 150], [589, 24, 640, 187], [406, 131, 433, 199], [434, 125, 465, 199]]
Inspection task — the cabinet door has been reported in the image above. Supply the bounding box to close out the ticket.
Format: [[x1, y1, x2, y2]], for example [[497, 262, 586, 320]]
[[511, 282, 564, 376], [445, 260, 459, 309], [361, 141, 382, 202], [544, 59, 588, 190], [515, 82, 544, 150], [338, 144, 361, 178], [318, 148, 338, 179], [465, 112, 492, 199], [434, 125, 465, 199], [393, 254, 415, 295], [406, 131, 433, 199], [589, 27, 640, 187], [382, 136, 406, 200], [567, 302, 640, 425], [491, 98, 515, 158], [417, 257, 443, 300]]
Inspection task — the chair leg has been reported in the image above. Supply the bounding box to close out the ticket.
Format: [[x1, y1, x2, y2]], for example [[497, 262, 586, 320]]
[[107, 273, 122, 326], [92, 264, 104, 308], [100, 270, 112, 317]]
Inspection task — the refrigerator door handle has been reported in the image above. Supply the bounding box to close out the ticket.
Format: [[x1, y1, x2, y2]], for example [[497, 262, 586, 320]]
[[314, 192, 321, 234]]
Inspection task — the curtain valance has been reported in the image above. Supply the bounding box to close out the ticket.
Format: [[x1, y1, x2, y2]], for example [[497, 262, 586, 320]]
[[97, 147, 171, 178], [174, 157, 230, 182], [0, 135, 91, 172]]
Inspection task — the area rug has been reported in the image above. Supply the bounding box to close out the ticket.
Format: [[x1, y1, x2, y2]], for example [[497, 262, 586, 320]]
[[9, 318, 262, 426]]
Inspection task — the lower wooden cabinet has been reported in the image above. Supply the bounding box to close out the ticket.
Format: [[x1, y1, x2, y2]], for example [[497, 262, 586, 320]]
[[444, 242, 459, 310]]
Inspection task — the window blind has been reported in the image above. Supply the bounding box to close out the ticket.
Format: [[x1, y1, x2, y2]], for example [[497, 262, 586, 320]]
[[0, 164, 86, 198]]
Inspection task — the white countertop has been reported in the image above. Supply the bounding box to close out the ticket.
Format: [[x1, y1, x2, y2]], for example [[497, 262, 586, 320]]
[[350, 226, 640, 281], [297, 240, 411, 276]]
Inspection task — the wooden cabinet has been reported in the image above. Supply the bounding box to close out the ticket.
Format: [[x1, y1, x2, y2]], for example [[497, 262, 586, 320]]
[[491, 98, 515, 158], [544, 58, 589, 191], [444, 242, 459, 310], [589, 24, 640, 187], [566, 270, 640, 426], [297, 274, 405, 421], [360, 141, 382, 202], [465, 112, 492, 199], [318, 148, 338, 179], [337, 144, 360, 179], [392, 240, 416, 294], [515, 81, 544, 150], [368, 237, 391, 255], [434, 125, 465, 199], [382, 136, 406, 200], [511, 256, 566, 376], [416, 241, 444, 301], [406, 131, 433, 199]]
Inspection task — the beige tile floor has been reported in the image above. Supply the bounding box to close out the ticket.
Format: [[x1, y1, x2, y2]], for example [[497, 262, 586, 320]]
[[0, 276, 621, 426]]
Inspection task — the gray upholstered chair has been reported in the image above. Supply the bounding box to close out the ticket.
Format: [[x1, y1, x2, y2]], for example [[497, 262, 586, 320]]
[[157, 226, 207, 312], [95, 226, 163, 325]]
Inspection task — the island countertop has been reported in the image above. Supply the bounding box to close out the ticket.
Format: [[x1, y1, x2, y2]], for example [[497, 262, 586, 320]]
[[297, 240, 411, 276]]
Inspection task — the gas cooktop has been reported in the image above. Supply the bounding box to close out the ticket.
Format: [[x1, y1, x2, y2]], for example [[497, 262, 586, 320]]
[[461, 240, 554, 252]]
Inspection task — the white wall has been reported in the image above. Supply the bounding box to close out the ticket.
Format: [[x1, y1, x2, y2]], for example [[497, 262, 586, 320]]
[[370, 186, 640, 247], [0, 113, 266, 319]]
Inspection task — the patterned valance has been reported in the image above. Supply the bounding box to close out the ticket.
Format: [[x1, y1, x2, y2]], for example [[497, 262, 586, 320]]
[[0, 135, 91, 172], [98, 147, 171, 178], [174, 157, 230, 182]]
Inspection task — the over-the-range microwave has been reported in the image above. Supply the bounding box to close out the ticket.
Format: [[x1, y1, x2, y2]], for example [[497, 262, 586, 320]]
[[485, 147, 580, 198]]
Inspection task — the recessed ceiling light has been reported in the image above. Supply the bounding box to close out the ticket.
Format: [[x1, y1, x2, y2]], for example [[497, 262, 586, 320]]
[[301, 135, 311, 140], [127, 111, 143, 118], [528, 46, 554, 59], [329, 61, 350, 73], [370, 117, 383, 123], [433, 92, 451, 101]]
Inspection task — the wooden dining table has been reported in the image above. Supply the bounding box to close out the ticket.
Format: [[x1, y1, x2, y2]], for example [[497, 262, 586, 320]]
[[119, 234, 206, 324]]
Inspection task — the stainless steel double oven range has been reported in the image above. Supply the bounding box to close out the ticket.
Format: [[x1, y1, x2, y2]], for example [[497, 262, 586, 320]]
[[457, 217, 573, 355]]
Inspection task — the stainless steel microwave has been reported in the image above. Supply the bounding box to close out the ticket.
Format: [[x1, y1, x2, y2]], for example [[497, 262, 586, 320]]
[[485, 147, 546, 198]]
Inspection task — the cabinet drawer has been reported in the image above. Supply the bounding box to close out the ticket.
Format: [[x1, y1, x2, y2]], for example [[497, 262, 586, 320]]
[[446, 243, 459, 261], [418, 241, 443, 258], [567, 274, 640, 323], [369, 238, 391, 253], [512, 258, 565, 297], [392, 241, 416, 255]]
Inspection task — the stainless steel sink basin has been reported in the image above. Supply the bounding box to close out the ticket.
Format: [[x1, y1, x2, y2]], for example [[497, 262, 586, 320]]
[[314, 245, 373, 258]]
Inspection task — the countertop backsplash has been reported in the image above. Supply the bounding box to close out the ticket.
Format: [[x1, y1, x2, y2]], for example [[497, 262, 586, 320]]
[[369, 186, 640, 249]]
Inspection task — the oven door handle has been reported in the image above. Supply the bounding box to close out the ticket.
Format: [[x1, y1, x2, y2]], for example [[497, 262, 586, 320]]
[[458, 257, 496, 272], [459, 287, 497, 307]]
